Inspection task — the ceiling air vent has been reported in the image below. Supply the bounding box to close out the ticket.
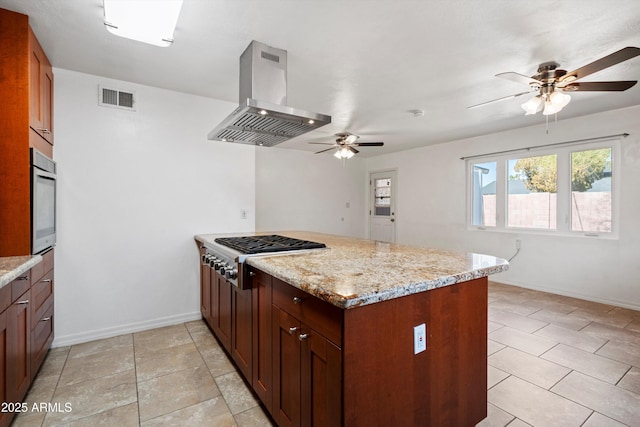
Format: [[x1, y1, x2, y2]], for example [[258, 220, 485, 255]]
[[99, 85, 136, 111]]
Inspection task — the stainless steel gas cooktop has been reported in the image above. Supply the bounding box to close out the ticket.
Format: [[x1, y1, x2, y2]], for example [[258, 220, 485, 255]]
[[214, 234, 326, 255]]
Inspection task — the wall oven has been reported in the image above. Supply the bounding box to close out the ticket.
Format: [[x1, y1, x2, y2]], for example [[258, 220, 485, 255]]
[[31, 148, 57, 254]]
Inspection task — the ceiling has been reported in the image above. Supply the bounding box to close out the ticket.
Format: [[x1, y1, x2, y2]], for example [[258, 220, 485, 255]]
[[2, 0, 640, 156]]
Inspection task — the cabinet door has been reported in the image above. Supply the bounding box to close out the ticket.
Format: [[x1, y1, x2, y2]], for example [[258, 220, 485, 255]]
[[200, 256, 211, 323], [231, 285, 252, 380], [28, 28, 53, 144], [212, 272, 231, 352], [0, 309, 8, 427], [7, 290, 30, 402], [301, 327, 342, 427], [251, 268, 273, 413], [273, 307, 301, 427]]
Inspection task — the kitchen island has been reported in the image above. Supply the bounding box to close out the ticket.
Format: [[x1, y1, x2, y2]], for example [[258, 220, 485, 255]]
[[195, 231, 508, 426]]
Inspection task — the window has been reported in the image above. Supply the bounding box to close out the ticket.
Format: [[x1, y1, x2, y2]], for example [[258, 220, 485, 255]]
[[374, 178, 392, 216], [468, 138, 619, 237]]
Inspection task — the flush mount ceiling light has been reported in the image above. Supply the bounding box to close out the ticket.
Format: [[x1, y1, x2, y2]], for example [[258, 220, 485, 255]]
[[103, 0, 183, 47]]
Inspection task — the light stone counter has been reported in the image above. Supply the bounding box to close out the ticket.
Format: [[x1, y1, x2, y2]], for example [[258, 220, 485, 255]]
[[0, 255, 42, 288], [195, 231, 508, 309]]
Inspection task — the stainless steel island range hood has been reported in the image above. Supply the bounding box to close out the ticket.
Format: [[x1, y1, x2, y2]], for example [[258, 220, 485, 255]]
[[208, 40, 331, 146]]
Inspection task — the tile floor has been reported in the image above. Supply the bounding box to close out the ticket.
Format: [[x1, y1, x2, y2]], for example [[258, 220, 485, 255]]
[[11, 281, 640, 427]]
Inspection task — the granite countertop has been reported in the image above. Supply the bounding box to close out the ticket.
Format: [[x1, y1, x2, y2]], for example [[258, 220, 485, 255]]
[[195, 231, 508, 309], [0, 255, 42, 289]]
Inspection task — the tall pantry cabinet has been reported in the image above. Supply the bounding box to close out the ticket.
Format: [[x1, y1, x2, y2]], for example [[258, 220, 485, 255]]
[[0, 7, 54, 257]]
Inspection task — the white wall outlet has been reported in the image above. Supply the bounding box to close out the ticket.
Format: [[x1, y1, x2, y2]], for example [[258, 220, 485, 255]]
[[414, 323, 427, 354], [240, 209, 247, 220]]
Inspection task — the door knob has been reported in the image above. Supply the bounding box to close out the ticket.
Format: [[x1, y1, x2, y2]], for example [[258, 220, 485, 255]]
[[390, 218, 395, 222]]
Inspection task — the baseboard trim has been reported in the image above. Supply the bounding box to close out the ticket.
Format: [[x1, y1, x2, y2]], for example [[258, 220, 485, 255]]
[[492, 279, 640, 312], [52, 311, 202, 348]]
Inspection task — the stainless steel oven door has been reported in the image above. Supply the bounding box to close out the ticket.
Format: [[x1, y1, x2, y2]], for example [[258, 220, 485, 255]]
[[31, 149, 57, 254]]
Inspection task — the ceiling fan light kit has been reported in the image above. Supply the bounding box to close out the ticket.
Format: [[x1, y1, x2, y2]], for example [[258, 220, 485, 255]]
[[471, 46, 640, 119], [309, 132, 384, 160]]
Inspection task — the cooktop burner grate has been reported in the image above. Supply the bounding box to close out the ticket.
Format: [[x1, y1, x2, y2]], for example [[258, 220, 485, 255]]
[[214, 235, 326, 254]]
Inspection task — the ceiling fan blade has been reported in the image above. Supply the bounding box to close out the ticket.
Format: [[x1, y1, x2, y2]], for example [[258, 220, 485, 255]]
[[354, 142, 384, 147], [348, 146, 359, 154], [314, 147, 336, 154], [562, 81, 637, 92], [308, 142, 336, 145], [496, 72, 542, 86], [559, 47, 640, 83], [467, 91, 533, 109]]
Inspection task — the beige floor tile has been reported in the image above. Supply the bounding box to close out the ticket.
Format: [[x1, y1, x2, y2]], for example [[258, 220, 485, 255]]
[[137, 364, 219, 422], [596, 340, 640, 367], [489, 347, 570, 389], [582, 412, 628, 427], [488, 339, 506, 356], [617, 367, 640, 395], [216, 371, 260, 415], [185, 319, 210, 335], [135, 341, 205, 382], [568, 309, 633, 329], [58, 345, 134, 387], [489, 308, 548, 333], [551, 371, 640, 426], [488, 300, 541, 316], [488, 321, 504, 333], [625, 318, 640, 333], [234, 405, 277, 427], [581, 322, 640, 346], [11, 409, 47, 427], [134, 324, 193, 355], [506, 419, 533, 427], [488, 376, 591, 427], [22, 374, 58, 406], [487, 365, 510, 389], [68, 334, 133, 359], [202, 344, 237, 377], [44, 369, 137, 425], [191, 327, 223, 352], [534, 323, 607, 353], [529, 308, 593, 331], [541, 344, 630, 384], [489, 326, 557, 356], [36, 347, 70, 379], [63, 402, 140, 427], [140, 397, 236, 427], [476, 403, 515, 427]]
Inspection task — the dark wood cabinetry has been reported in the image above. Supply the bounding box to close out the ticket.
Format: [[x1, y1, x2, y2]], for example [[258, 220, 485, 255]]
[[197, 244, 488, 427], [0, 250, 55, 427], [0, 8, 55, 257], [211, 271, 232, 351]]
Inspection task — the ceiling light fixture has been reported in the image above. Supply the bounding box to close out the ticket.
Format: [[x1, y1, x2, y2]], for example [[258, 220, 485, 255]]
[[334, 147, 354, 159], [521, 86, 571, 116], [103, 0, 183, 47]]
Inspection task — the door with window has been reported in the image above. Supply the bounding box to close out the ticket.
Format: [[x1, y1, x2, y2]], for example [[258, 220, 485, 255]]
[[369, 170, 397, 243]]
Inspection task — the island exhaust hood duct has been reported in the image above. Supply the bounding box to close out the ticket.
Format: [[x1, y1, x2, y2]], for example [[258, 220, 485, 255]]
[[208, 40, 331, 146]]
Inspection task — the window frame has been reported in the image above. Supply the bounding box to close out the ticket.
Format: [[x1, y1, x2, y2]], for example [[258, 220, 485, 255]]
[[466, 137, 620, 238]]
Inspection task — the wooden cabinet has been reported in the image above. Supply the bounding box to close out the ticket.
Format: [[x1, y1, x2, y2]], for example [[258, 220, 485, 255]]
[[29, 27, 54, 147], [0, 8, 55, 257], [249, 267, 273, 413], [272, 279, 342, 427], [199, 249, 211, 323], [0, 250, 55, 427], [211, 271, 232, 352], [231, 285, 252, 380]]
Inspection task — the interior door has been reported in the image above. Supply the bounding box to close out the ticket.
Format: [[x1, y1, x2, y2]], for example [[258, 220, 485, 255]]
[[369, 170, 397, 243]]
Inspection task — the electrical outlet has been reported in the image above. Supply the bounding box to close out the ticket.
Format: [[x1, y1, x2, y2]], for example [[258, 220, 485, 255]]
[[240, 209, 247, 220], [414, 323, 427, 354], [516, 239, 521, 250]]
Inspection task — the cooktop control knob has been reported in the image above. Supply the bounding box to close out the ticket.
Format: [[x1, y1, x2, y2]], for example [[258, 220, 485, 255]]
[[219, 265, 227, 275], [225, 269, 237, 280]]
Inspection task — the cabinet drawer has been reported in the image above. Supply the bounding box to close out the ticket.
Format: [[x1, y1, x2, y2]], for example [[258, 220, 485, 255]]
[[31, 249, 54, 283], [272, 278, 342, 346], [31, 302, 54, 378], [31, 270, 53, 329], [11, 270, 31, 302]]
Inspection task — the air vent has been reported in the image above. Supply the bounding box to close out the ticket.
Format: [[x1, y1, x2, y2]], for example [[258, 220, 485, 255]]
[[99, 85, 136, 111], [261, 50, 279, 63]]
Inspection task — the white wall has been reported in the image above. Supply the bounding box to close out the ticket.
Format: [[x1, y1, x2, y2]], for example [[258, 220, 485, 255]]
[[255, 147, 367, 238], [366, 105, 640, 310], [53, 69, 256, 346]]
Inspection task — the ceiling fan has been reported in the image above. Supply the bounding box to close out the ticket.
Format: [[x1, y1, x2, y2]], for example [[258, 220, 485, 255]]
[[468, 46, 640, 116], [309, 132, 384, 159]]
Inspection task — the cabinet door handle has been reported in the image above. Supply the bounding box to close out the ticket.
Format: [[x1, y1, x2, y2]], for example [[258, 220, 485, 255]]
[[39, 128, 51, 134], [42, 279, 52, 283], [17, 275, 29, 281], [298, 333, 309, 341], [293, 296, 303, 304], [248, 271, 256, 277], [288, 327, 298, 335], [17, 299, 29, 305], [41, 317, 51, 322]]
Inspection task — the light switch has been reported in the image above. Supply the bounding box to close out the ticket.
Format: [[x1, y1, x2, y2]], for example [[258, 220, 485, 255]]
[[414, 323, 427, 354]]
